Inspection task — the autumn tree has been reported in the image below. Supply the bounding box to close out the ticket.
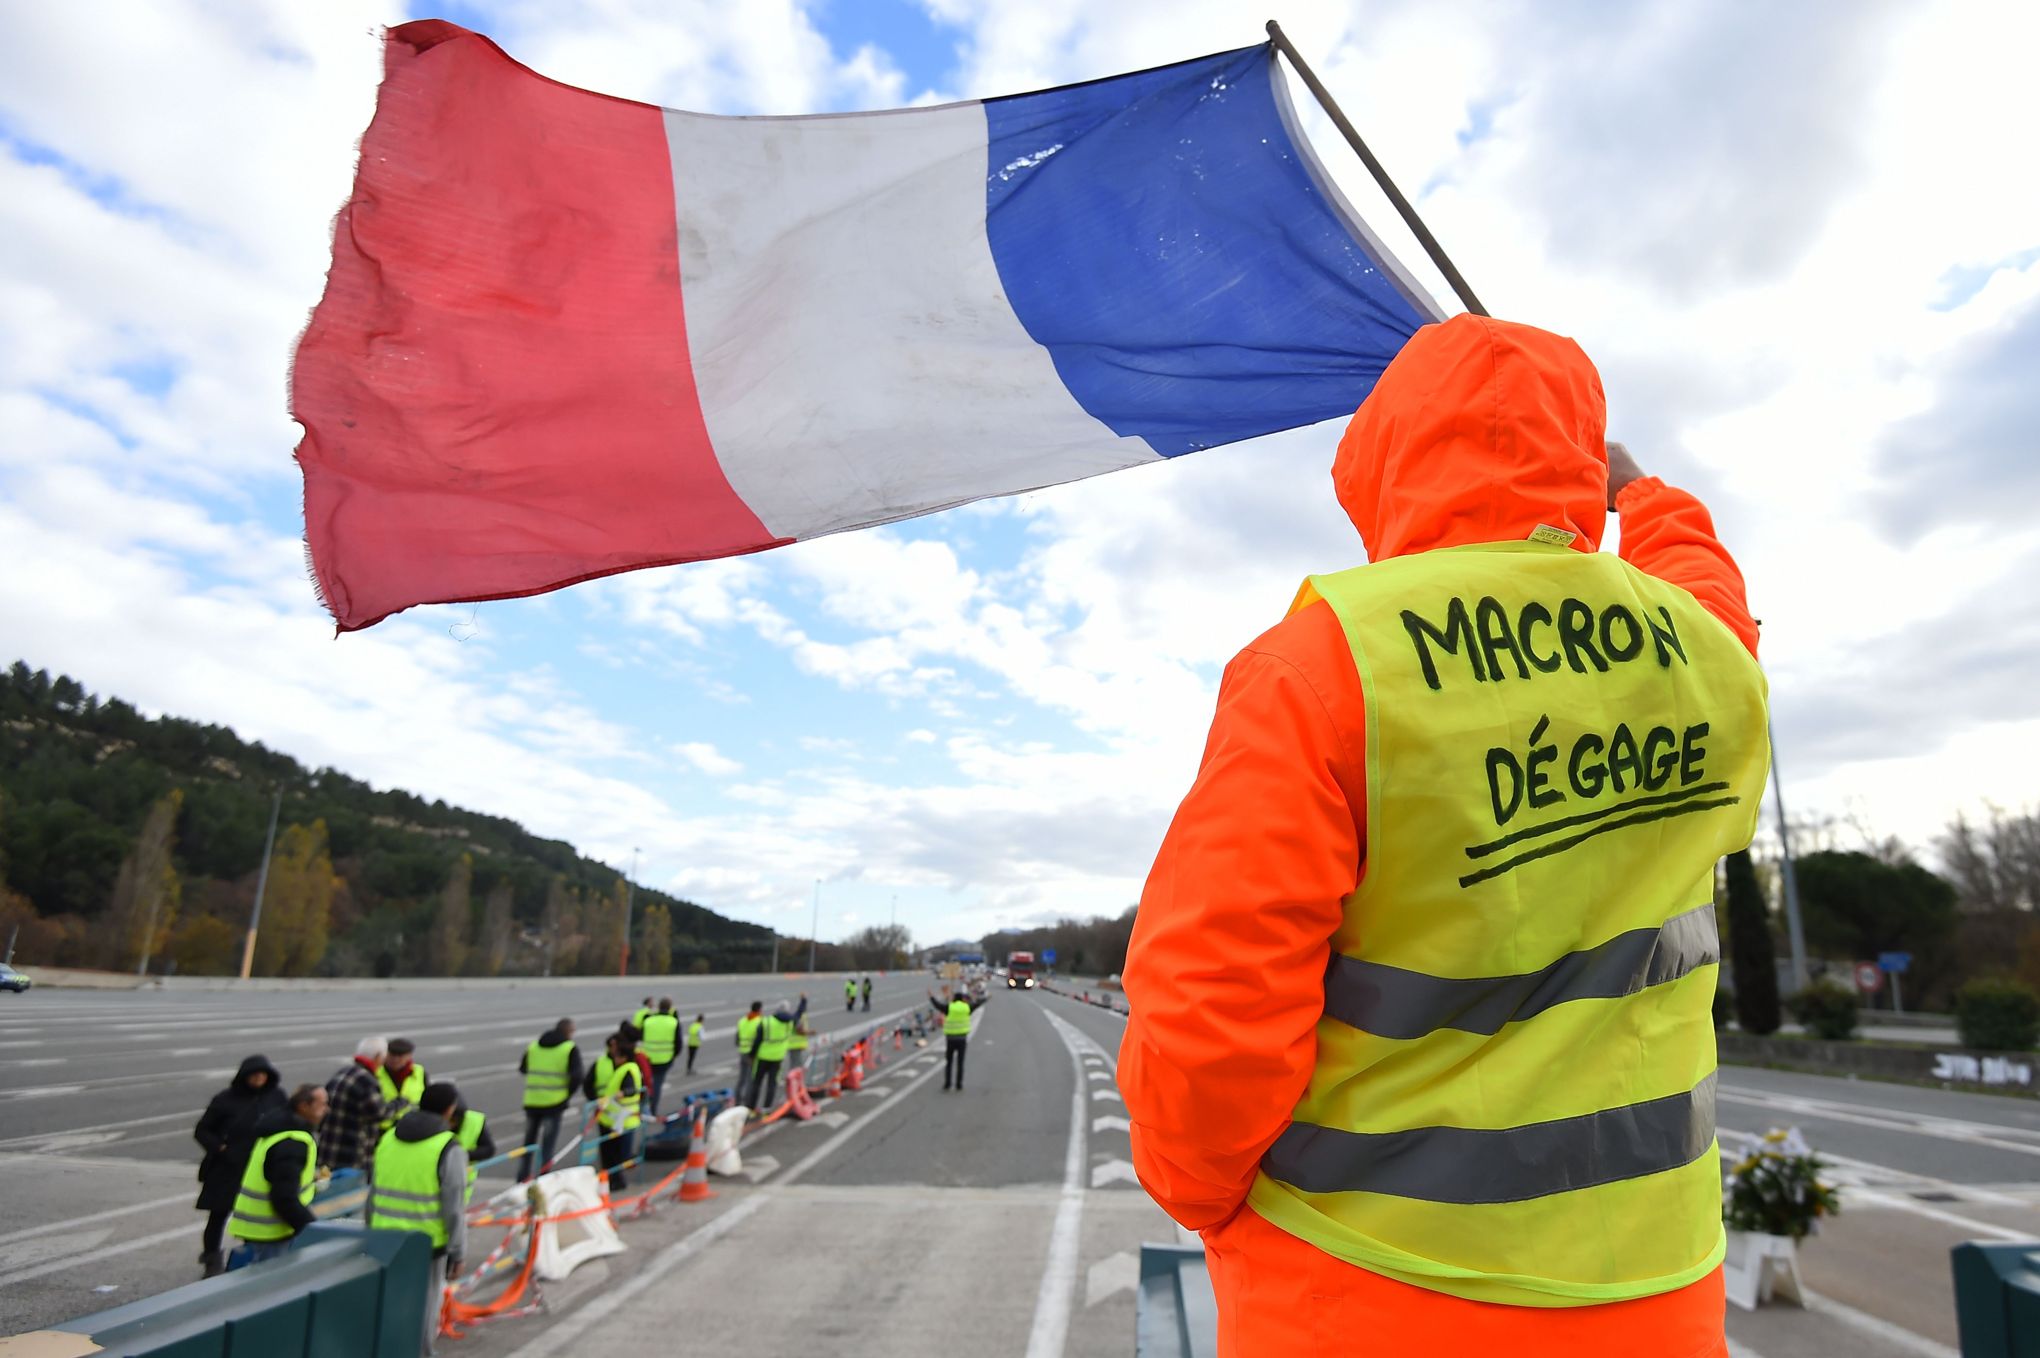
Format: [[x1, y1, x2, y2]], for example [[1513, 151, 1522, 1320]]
[[541, 876, 580, 976], [638, 901, 673, 975], [1940, 807, 2040, 912], [429, 855, 473, 977], [579, 877, 627, 976], [252, 821, 340, 977], [478, 878, 514, 977], [105, 790, 183, 973], [845, 924, 913, 969]]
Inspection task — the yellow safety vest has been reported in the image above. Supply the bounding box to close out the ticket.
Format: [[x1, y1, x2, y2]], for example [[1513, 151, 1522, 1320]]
[[376, 1064, 426, 1130], [757, 1014, 794, 1063], [687, 1021, 704, 1049], [944, 1001, 972, 1036], [598, 1060, 642, 1133], [788, 1020, 809, 1052], [522, 1039, 573, 1109], [736, 1015, 761, 1055], [590, 1054, 618, 1102], [456, 1108, 486, 1193], [367, 1127, 455, 1250], [641, 1013, 680, 1065], [1247, 542, 1769, 1308], [228, 1128, 315, 1242]]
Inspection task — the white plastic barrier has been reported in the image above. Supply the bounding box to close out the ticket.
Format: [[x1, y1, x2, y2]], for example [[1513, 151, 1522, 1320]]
[[706, 1106, 749, 1177], [530, 1166, 626, 1281]]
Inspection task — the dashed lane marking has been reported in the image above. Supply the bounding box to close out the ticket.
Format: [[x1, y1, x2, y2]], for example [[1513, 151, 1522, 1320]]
[[1092, 1115, 1130, 1134]]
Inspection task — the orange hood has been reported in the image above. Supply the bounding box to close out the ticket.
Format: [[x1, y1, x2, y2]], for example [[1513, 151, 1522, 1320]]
[[1334, 314, 1608, 561]]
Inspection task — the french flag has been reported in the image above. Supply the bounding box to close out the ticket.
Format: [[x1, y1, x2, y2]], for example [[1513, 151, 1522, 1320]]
[[294, 21, 1442, 631]]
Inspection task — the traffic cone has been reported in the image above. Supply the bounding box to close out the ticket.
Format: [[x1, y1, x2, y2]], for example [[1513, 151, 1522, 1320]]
[[678, 1105, 716, 1203]]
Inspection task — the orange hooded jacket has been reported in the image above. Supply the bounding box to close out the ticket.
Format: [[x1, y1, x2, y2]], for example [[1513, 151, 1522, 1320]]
[[1118, 315, 1756, 1357]]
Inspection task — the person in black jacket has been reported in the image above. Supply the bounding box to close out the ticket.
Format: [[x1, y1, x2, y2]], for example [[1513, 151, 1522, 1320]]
[[193, 1054, 285, 1277]]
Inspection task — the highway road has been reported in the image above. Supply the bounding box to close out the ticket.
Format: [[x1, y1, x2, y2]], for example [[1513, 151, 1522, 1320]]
[[3, 980, 2036, 1356]]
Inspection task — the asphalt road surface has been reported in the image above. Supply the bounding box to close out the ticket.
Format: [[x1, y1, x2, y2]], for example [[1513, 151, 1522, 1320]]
[[3, 980, 2035, 1357]]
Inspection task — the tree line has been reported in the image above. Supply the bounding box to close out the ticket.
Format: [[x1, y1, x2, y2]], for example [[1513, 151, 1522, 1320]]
[[0, 662, 773, 977]]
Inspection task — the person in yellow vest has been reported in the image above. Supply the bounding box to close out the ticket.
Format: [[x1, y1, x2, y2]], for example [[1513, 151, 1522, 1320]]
[[735, 1001, 764, 1085], [641, 999, 681, 1115], [845, 977, 857, 1012], [743, 993, 808, 1112], [928, 987, 984, 1092], [450, 1092, 495, 1200], [786, 1012, 812, 1075], [1119, 315, 1768, 1357], [225, 1083, 328, 1266], [685, 1013, 705, 1074], [594, 1031, 644, 1190], [366, 1081, 469, 1357], [631, 997, 654, 1032], [515, 1018, 581, 1183], [376, 1037, 426, 1131]]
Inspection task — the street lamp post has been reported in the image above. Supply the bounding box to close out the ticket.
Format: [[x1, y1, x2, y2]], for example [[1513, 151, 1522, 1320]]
[[238, 785, 284, 981], [620, 846, 639, 978], [1768, 724, 1810, 992], [809, 878, 820, 973]]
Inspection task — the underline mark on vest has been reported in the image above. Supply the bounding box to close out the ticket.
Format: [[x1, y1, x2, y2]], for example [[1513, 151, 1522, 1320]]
[[1457, 797, 1742, 888], [1464, 782, 1733, 860]]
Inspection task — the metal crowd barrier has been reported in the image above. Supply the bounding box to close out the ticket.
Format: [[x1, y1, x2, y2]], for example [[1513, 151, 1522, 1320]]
[[1136, 1242, 1219, 1358]]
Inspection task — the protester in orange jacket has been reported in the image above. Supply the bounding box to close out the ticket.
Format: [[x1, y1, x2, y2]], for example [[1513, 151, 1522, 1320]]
[[1120, 314, 1763, 1358]]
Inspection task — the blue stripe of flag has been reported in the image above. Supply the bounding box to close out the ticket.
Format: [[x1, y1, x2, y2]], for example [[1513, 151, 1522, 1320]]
[[983, 45, 1438, 458]]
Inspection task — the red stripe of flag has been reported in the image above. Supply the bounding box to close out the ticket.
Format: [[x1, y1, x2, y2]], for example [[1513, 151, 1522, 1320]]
[[292, 21, 783, 632]]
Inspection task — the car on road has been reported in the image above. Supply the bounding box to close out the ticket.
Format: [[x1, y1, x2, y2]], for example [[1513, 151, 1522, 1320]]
[[0, 963, 31, 993]]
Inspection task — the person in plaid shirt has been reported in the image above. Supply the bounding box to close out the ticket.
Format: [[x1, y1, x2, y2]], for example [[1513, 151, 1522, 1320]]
[[319, 1035, 389, 1171]]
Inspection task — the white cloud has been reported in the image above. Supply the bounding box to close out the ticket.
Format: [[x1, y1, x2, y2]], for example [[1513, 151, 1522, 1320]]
[[676, 741, 743, 777]]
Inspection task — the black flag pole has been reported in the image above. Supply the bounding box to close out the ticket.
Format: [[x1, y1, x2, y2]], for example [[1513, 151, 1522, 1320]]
[[1265, 20, 1488, 318]]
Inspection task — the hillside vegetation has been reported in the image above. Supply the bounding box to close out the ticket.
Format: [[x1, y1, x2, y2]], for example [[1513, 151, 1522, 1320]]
[[0, 661, 771, 977]]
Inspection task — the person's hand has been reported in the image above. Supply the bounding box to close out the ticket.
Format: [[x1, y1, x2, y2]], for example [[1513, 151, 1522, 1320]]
[[1605, 440, 1645, 510]]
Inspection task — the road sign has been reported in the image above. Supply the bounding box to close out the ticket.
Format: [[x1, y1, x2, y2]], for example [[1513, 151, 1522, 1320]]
[[1042, 949, 1057, 965], [1878, 952, 1913, 975], [1853, 961, 1884, 996]]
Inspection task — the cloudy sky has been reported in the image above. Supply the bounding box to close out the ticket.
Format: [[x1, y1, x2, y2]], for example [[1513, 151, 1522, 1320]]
[[2, 1, 2034, 946]]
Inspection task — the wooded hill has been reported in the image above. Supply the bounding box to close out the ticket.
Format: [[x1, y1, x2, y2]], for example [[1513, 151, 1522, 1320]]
[[0, 661, 773, 977]]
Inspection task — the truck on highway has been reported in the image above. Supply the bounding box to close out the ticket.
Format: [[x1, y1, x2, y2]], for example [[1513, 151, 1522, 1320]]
[[1007, 951, 1037, 989]]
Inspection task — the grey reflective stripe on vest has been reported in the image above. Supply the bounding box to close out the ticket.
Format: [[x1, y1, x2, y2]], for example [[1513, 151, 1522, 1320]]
[[231, 1190, 281, 1227], [1322, 904, 1718, 1042], [1263, 1072, 1716, 1206], [368, 1183, 441, 1225]]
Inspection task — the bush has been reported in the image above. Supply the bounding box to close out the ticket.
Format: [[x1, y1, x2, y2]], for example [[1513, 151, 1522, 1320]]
[[1954, 978, 2040, 1052], [1713, 984, 1734, 1030], [1787, 981, 1859, 1041]]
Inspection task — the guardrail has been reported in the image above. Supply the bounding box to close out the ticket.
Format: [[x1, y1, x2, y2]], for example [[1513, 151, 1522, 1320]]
[[1952, 1241, 2040, 1356], [15, 1223, 431, 1358], [1136, 1242, 1218, 1358]]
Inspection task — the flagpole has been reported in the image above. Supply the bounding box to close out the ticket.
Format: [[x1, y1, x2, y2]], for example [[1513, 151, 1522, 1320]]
[[1264, 20, 1488, 318]]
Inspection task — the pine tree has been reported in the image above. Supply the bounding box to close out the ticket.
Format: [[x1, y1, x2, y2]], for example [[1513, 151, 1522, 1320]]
[[430, 855, 473, 977], [1724, 849, 1781, 1035]]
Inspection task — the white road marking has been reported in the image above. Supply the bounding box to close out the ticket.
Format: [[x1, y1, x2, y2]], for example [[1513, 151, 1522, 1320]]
[[0, 1221, 192, 1289], [1089, 1158, 1138, 1188], [1803, 1289, 1959, 1358], [5, 1192, 196, 1245], [166, 1047, 214, 1057], [1092, 1115, 1130, 1134], [1085, 1250, 1138, 1307], [1845, 1189, 2036, 1243], [1030, 1007, 1094, 1358], [1090, 1089, 1122, 1103], [1085, 1071, 1112, 1083], [1720, 1087, 2040, 1160], [1726, 1340, 1766, 1358]]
